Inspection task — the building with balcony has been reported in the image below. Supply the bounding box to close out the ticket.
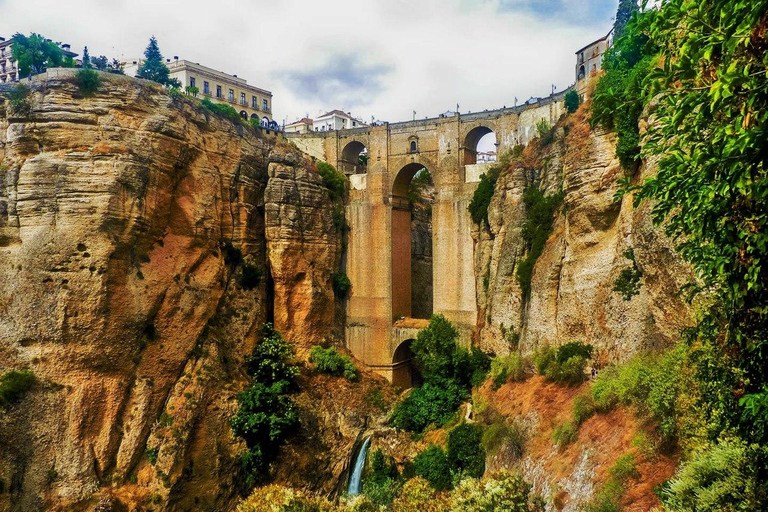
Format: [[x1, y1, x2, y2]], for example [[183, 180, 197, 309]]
[[122, 57, 273, 122], [0, 35, 78, 83]]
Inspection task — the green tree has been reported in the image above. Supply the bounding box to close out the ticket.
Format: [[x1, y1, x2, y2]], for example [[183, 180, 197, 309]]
[[91, 55, 109, 70], [613, 0, 639, 39], [564, 89, 581, 113], [137, 36, 171, 86], [447, 423, 485, 478], [10, 33, 65, 77], [412, 445, 452, 491], [81, 46, 91, 68]]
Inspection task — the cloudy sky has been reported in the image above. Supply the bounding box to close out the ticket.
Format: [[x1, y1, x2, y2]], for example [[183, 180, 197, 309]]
[[0, 0, 616, 125]]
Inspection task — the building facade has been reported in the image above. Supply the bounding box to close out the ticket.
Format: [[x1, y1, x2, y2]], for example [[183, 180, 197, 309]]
[[575, 30, 612, 82], [0, 36, 77, 83], [123, 57, 273, 122], [285, 117, 314, 134], [313, 110, 367, 132]]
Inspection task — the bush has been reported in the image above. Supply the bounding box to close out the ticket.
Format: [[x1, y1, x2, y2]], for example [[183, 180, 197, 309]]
[[467, 164, 502, 226], [515, 187, 563, 298], [332, 272, 352, 297], [613, 248, 642, 300], [661, 441, 768, 512], [392, 477, 449, 512], [450, 472, 532, 512], [246, 324, 300, 387], [481, 420, 525, 459], [552, 422, 577, 447], [564, 89, 581, 113], [536, 119, 554, 146], [610, 453, 639, 482], [489, 353, 527, 390], [533, 343, 591, 386], [362, 478, 401, 508], [238, 260, 262, 290], [447, 423, 485, 479], [391, 382, 467, 432], [74, 68, 100, 97], [316, 161, 346, 201], [585, 453, 639, 512], [571, 392, 597, 426], [412, 445, 452, 491], [201, 97, 243, 125], [591, 346, 684, 441], [6, 84, 31, 117], [533, 346, 557, 375], [0, 370, 35, 406], [309, 345, 358, 381], [556, 341, 593, 364]]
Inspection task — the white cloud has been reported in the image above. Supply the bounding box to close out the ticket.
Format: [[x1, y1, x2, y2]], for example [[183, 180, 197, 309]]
[[0, 0, 614, 124]]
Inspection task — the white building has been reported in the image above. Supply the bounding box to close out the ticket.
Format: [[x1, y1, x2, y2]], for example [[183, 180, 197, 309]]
[[313, 110, 366, 132], [285, 117, 313, 134]]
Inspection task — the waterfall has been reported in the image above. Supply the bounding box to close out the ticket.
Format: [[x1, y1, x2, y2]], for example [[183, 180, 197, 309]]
[[347, 437, 371, 497]]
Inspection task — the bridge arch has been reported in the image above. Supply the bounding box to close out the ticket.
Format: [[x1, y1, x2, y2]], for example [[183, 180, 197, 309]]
[[463, 125, 497, 165], [391, 163, 434, 321], [340, 140, 368, 175], [391, 339, 421, 389]]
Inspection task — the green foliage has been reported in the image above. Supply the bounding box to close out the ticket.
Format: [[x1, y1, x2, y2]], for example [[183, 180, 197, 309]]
[[564, 89, 581, 113], [137, 36, 172, 86], [407, 168, 433, 207], [74, 68, 100, 97], [571, 392, 597, 427], [391, 382, 467, 432], [309, 345, 358, 381], [450, 472, 532, 512], [0, 370, 35, 406], [362, 478, 400, 508], [238, 260, 262, 290], [613, 248, 643, 300], [489, 353, 527, 390], [613, 0, 639, 40], [5, 84, 31, 117], [585, 453, 639, 512], [145, 446, 158, 465], [535, 119, 554, 145], [534, 343, 591, 386], [412, 445, 452, 491], [201, 97, 242, 124], [11, 33, 68, 77], [168, 87, 182, 100], [515, 187, 563, 298], [185, 85, 199, 97], [590, 10, 655, 169], [246, 323, 301, 387], [591, 345, 684, 441], [467, 164, 502, 225], [81, 46, 91, 68], [316, 161, 347, 201], [556, 341, 594, 364], [552, 422, 577, 447], [364, 388, 388, 412], [481, 420, 524, 459], [332, 272, 352, 298], [447, 423, 485, 479], [610, 453, 639, 482], [661, 440, 768, 512], [532, 346, 557, 375]]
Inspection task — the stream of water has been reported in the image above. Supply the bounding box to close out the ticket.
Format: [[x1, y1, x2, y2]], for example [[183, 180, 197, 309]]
[[347, 437, 371, 496]]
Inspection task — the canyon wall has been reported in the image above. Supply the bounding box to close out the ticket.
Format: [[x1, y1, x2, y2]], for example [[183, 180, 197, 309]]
[[0, 73, 345, 511], [473, 106, 693, 360]]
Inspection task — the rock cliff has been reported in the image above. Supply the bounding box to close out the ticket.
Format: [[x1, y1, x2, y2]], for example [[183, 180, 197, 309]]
[[0, 72, 347, 511], [473, 103, 693, 360]]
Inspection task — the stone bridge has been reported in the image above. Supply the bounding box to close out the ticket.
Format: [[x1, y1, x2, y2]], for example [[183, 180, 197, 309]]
[[287, 91, 569, 386]]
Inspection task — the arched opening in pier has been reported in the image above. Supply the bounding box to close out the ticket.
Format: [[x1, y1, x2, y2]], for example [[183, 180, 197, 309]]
[[391, 163, 433, 321], [340, 140, 368, 175], [392, 339, 422, 389], [463, 126, 497, 165]]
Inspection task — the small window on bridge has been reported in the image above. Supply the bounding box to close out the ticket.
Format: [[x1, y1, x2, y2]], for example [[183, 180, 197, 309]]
[[409, 140, 417, 153]]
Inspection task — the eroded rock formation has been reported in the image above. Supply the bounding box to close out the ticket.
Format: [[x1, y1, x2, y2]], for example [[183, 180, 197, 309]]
[[0, 73, 346, 511]]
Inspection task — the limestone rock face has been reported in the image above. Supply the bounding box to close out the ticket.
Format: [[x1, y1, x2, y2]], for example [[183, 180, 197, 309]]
[[474, 115, 693, 359], [0, 74, 341, 511]]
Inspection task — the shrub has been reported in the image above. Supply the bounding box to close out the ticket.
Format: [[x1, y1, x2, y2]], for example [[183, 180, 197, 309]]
[[0, 370, 35, 406], [362, 478, 401, 508], [246, 323, 300, 387], [332, 272, 352, 297], [536, 119, 554, 145], [571, 392, 596, 426], [412, 445, 452, 491], [145, 447, 158, 465], [556, 341, 593, 364], [74, 68, 100, 97], [168, 87, 182, 99], [613, 248, 642, 300], [481, 420, 525, 459], [391, 382, 467, 432], [609, 453, 639, 482], [237, 484, 333, 512], [450, 472, 532, 512], [564, 89, 581, 113], [392, 477, 449, 512], [552, 422, 577, 447], [6, 84, 31, 117], [533, 345, 557, 375], [316, 161, 346, 201], [309, 345, 358, 381], [238, 260, 262, 290], [201, 97, 243, 125], [585, 453, 639, 512], [515, 187, 563, 298], [661, 441, 768, 512], [533, 343, 590, 386], [447, 423, 485, 479], [489, 353, 527, 390]]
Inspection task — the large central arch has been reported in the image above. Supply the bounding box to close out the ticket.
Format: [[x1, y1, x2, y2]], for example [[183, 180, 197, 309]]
[[463, 126, 496, 165], [340, 140, 368, 175]]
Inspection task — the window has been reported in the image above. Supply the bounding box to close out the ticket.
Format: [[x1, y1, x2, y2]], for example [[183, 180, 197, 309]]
[[252, 96, 258, 109], [190, 77, 195, 88], [410, 140, 418, 153], [229, 89, 234, 102], [353, 121, 356, 127], [240, 92, 246, 105], [263, 99, 268, 111], [203, 81, 210, 95], [216, 85, 222, 98]]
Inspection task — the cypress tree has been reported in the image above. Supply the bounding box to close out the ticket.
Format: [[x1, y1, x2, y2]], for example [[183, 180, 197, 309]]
[[136, 36, 170, 86], [614, 0, 639, 39], [82, 46, 91, 68]]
